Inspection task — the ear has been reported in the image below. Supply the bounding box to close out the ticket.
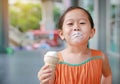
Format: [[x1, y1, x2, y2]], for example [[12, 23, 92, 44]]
[[90, 28, 95, 39], [58, 29, 65, 40]]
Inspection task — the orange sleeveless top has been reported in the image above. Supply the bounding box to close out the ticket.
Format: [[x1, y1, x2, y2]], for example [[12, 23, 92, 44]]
[[54, 49, 103, 84]]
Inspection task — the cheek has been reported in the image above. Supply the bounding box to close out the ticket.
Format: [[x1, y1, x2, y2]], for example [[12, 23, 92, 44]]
[[82, 29, 92, 37], [63, 31, 70, 38], [62, 30, 72, 40], [62, 28, 72, 36], [81, 26, 91, 33]]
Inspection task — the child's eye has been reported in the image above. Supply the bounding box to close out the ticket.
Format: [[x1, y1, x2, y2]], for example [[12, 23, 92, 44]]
[[67, 23, 73, 25], [80, 22, 85, 24]]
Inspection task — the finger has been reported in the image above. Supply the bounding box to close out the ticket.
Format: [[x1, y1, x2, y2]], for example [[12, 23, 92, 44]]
[[41, 65, 49, 70], [40, 77, 51, 84], [38, 67, 52, 80], [38, 65, 49, 77], [39, 72, 52, 81], [42, 67, 52, 74], [38, 66, 52, 77]]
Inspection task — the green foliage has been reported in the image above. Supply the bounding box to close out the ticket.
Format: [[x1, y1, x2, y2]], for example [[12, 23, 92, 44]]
[[53, 6, 61, 28], [9, 2, 61, 31], [9, 2, 42, 32]]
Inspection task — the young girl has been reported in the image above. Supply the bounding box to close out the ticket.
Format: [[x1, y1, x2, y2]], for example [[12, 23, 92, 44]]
[[38, 6, 112, 84]]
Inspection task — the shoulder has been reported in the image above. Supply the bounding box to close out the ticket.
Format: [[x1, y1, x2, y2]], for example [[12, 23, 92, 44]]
[[91, 49, 108, 60], [91, 49, 107, 66], [57, 49, 69, 62], [91, 49, 104, 56], [57, 50, 64, 62]]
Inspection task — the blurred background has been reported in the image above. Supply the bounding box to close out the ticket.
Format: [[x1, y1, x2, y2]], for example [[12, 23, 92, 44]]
[[0, 0, 120, 84]]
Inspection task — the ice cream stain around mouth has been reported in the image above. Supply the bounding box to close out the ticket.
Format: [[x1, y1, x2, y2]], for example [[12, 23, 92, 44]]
[[70, 32, 84, 42]]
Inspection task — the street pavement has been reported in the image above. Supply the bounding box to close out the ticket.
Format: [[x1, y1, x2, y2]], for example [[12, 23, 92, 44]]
[[0, 50, 44, 84], [0, 45, 64, 84]]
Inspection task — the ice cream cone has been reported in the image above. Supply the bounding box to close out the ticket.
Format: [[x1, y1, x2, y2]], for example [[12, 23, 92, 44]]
[[44, 51, 59, 69]]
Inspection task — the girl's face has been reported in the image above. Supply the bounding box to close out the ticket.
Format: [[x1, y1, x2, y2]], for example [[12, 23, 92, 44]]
[[59, 9, 95, 46]]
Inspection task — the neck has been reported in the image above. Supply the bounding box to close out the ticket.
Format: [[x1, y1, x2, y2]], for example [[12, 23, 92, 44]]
[[66, 44, 89, 55]]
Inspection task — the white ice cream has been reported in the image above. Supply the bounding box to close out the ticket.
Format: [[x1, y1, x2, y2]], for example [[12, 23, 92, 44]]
[[44, 51, 58, 69], [44, 51, 57, 58]]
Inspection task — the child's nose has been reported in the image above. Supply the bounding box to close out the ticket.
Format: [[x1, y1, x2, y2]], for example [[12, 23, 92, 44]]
[[73, 28, 80, 31], [73, 23, 80, 31]]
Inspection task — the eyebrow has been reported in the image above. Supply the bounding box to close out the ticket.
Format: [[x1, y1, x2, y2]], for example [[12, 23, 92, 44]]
[[65, 18, 87, 22], [65, 19, 73, 22]]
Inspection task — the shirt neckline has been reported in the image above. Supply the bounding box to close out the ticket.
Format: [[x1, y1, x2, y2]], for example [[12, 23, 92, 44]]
[[58, 49, 103, 66], [58, 56, 102, 66]]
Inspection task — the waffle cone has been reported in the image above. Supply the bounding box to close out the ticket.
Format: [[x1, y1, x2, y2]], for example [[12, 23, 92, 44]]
[[44, 56, 59, 69]]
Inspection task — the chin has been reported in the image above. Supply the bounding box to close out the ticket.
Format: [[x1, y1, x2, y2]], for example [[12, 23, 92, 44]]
[[72, 39, 82, 43], [70, 41, 83, 46]]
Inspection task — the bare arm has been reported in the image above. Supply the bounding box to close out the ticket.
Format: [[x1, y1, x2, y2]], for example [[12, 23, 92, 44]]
[[101, 75, 112, 84], [101, 54, 112, 84]]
